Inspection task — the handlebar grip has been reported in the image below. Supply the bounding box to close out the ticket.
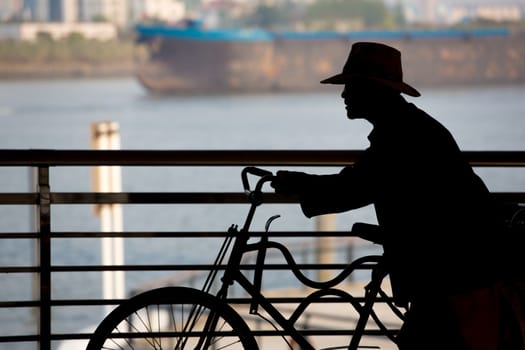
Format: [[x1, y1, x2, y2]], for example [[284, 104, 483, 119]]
[[244, 167, 273, 178]]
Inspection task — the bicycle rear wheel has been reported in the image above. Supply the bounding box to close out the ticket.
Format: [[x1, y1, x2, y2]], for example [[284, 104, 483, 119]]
[[86, 286, 258, 350]]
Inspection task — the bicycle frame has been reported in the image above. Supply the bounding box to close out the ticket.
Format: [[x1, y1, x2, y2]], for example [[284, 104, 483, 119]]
[[200, 167, 403, 350]]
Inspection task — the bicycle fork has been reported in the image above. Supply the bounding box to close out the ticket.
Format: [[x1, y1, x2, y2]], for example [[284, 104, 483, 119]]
[[191, 227, 248, 350], [181, 286, 232, 350]]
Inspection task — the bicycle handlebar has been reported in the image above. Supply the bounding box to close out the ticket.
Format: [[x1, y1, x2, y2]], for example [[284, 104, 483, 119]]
[[241, 166, 274, 195]]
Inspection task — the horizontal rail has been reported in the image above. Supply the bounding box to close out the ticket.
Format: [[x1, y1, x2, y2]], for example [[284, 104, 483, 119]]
[[0, 294, 387, 309], [57, 263, 376, 272], [50, 192, 294, 204], [1, 149, 525, 166], [0, 192, 524, 205], [0, 231, 361, 239]]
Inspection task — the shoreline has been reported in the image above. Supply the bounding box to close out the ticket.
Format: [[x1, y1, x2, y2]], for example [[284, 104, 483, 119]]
[[0, 62, 524, 91], [0, 62, 135, 80]]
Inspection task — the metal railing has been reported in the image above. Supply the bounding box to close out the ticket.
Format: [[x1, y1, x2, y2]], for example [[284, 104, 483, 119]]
[[0, 149, 524, 350]]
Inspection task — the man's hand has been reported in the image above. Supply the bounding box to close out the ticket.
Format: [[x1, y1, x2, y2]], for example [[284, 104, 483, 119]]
[[270, 170, 308, 195]]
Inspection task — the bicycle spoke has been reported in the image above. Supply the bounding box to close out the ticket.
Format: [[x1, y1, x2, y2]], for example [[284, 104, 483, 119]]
[[210, 319, 242, 350], [129, 307, 162, 349]]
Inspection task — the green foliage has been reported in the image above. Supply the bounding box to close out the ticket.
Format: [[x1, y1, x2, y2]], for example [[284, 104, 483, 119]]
[[389, 2, 406, 28], [242, 2, 303, 30], [210, 0, 405, 30], [67, 32, 86, 43], [304, 0, 392, 29], [249, 5, 285, 29], [36, 31, 53, 42], [91, 14, 108, 22], [184, 0, 201, 12], [0, 37, 136, 64]]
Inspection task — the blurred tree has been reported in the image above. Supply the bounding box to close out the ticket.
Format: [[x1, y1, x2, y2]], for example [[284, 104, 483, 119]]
[[250, 5, 283, 29], [243, 1, 304, 30], [304, 0, 392, 29], [92, 14, 108, 22], [235, 0, 406, 30], [388, 2, 406, 28]]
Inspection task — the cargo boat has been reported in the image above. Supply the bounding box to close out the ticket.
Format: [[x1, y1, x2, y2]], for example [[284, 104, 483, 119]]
[[134, 22, 525, 94]]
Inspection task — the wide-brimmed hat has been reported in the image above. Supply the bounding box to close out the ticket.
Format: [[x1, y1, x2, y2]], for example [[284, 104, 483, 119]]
[[320, 42, 420, 97]]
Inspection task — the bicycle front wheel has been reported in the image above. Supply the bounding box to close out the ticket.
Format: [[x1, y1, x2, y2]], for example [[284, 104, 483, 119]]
[[86, 286, 258, 350]]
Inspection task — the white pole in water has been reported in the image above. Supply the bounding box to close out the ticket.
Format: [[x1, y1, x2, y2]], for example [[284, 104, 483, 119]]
[[91, 121, 125, 314], [315, 214, 336, 281]]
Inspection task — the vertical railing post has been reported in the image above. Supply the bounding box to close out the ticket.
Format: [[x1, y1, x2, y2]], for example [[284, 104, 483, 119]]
[[36, 166, 51, 350]]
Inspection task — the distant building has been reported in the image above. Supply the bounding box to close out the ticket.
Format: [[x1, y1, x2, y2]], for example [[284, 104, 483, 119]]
[[403, 0, 523, 25], [131, 0, 186, 23], [48, 0, 61, 21], [79, 0, 128, 29], [443, 3, 522, 25], [0, 22, 117, 41], [62, 0, 79, 22], [0, 0, 23, 21], [22, 0, 48, 21], [49, 0, 78, 22]]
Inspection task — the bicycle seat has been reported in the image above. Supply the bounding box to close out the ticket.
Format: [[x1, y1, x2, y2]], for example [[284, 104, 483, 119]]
[[351, 222, 385, 245]]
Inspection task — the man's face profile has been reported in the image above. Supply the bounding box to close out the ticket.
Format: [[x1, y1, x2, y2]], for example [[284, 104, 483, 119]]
[[342, 80, 400, 121], [342, 83, 373, 120]]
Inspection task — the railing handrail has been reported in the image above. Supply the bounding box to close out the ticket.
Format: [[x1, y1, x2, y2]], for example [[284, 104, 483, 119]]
[[1, 149, 525, 166]]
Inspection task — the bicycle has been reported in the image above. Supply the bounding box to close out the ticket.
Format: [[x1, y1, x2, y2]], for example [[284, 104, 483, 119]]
[[86, 166, 406, 350]]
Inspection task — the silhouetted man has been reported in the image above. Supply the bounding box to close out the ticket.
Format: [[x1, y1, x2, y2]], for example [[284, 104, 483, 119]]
[[271, 42, 519, 349]]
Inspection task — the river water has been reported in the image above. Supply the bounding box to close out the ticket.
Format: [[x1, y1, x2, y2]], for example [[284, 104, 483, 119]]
[[0, 78, 524, 349]]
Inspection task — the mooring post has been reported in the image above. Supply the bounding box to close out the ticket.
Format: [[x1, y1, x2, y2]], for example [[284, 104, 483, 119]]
[[91, 121, 125, 314], [315, 214, 336, 281]]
